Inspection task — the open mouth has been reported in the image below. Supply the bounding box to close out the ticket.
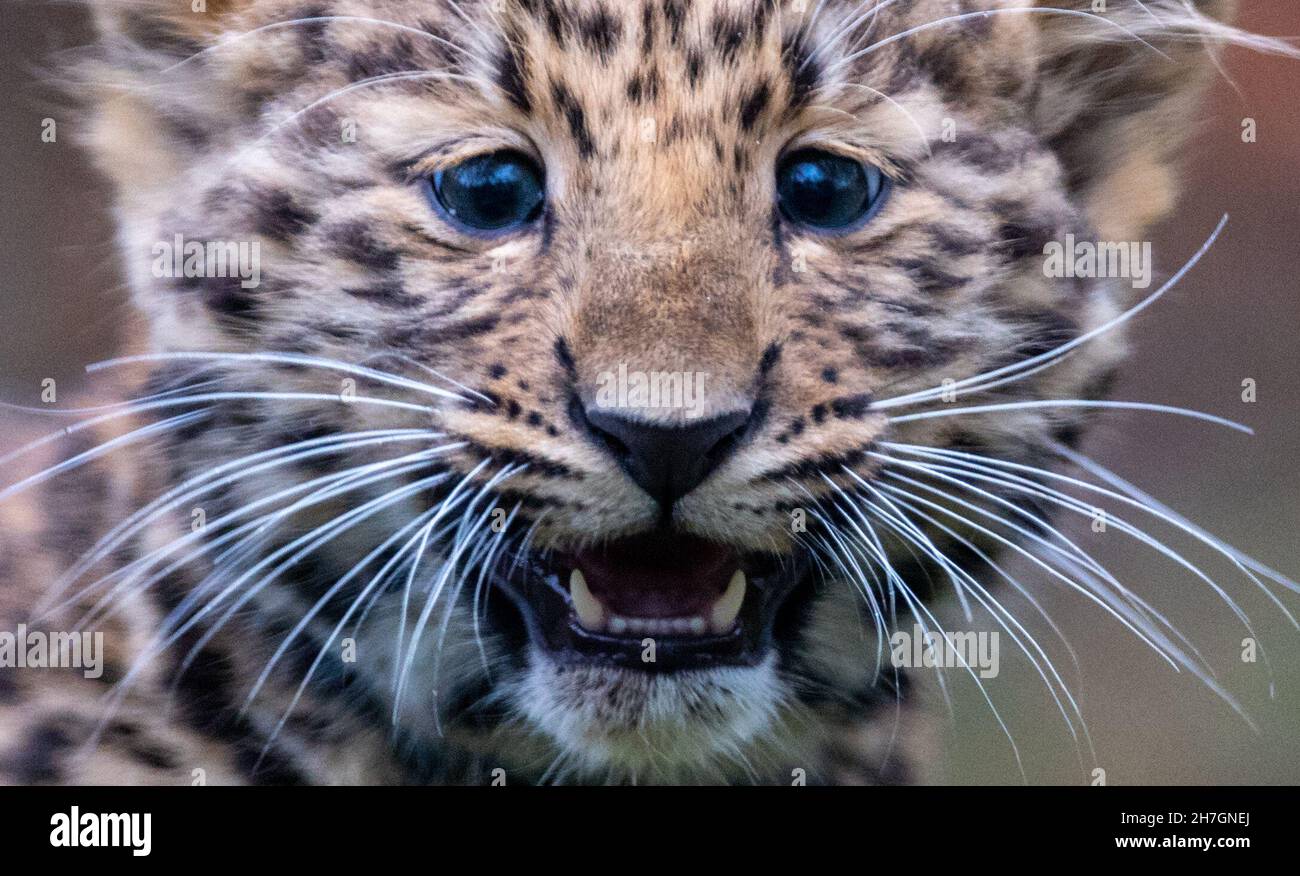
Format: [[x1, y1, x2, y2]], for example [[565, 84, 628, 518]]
[[492, 530, 811, 672]]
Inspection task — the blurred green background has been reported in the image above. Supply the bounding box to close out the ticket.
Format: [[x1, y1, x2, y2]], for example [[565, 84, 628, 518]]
[[0, 2, 1296, 784]]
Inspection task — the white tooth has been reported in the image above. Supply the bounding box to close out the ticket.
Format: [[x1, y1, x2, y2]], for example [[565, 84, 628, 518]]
[[688, 617, 706, 635], [710, 570, 746, 633], [609, 616, 629, 634], [672, 619, 691, 635], [569, 569, 606, 631]]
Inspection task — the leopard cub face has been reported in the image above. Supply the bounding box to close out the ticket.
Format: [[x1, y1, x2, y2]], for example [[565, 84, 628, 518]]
[[73, 0, 1237, 782]]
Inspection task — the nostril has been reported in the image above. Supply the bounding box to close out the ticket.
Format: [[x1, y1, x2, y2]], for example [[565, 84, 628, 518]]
[[711, 421, 751, 457], [592, 423, 631, 460]]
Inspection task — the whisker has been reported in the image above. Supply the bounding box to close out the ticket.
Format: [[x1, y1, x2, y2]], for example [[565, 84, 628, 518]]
[[392, 457, 495, 697], [244, 498, 454, 728], [838, 496, 1027, 779], [174, 466, 458, 671], [800, 0, 903, 71], [871, 467, 1187, 671], [88, 350, 470, 403], [393, 464, 521, 729], [870, 214, 1229, 410], [786, 481, 891, 675], [848, 487, 1089, 764], [0, 410, 209, 504], [870, 472, 1256, 727], [1051, 441, 1300, 598], [120, 459, 454, 652], [255, 70, 485, 146], [890, 441, 1299, 616], [839, 82, 933, 157], [0, 377, 221, 416], [856, 483, 1094, 759], [54, 444, 463, 626], [159, 15, 481, 76], [886, 398, 1253, 433], [356, 350, 495, 406], [38, 428, 439, 615], [88, 465, 456, 753], [831, 6, 1169, 77], [470, 502, 523, 677], [880, 474, 1255, 731]]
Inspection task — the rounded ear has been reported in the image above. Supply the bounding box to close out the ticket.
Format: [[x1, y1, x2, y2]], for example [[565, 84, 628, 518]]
[[1029, 0, 1241, 240]]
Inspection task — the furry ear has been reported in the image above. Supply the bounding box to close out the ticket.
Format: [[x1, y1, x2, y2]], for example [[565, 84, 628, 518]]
[[89, 0, 256, 57], [1029, 0, 1252, 239], [78, 1, 260, 206]]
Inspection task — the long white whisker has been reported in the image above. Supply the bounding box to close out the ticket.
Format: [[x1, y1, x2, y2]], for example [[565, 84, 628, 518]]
[[838, 496, 1027, 779], [88, 351, 468, 403], [90, 466, 454, 750], [858, 484, 1094, 761], [390, 457, 495, 698], [393, 463, 520, 727], [0, 377, 221, 417], [56, 445, 462, 626], [869, 469, 1185, 671], [1051, 441, 1300, 597], [871, 214, 1229, 410], [155, 465, 456, 666], [38, 428, 438, 615], [0, 410, 209, 504], [890, 441, 1299, 617], [243, 500, 451, 720], [886, 399, 1253, 433], [870, 471, 1256, 730], [470, 502, 522, 677]]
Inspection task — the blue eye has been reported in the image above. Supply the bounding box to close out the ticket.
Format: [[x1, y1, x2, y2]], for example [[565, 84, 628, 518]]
[[776, 149, 888, 230], [428, 150, 545, 232]]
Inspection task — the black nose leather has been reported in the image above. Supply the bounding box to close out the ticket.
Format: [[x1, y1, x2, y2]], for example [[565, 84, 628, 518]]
[[583, 407, 751, 508]]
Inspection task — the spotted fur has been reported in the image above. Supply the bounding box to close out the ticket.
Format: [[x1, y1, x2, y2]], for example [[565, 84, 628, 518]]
[[0, 0, 1264, 784]]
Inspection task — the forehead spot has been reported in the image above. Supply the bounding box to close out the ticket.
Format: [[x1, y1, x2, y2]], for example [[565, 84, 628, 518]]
[[738, 80, 771, 132], [577, 3, 622, 61], [549, 79, 596, 159]]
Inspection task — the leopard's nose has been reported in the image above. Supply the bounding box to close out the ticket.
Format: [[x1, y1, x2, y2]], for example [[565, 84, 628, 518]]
[[581, 407, 752, 510]]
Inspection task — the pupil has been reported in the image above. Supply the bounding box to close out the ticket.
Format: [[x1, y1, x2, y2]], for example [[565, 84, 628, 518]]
[[436, 152, 542, 230], [777, 150, 879, 229]]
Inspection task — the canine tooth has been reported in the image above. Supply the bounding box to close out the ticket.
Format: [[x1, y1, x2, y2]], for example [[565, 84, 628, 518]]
[[569, 569, 606, 631], [609, 616, 629, 634], [710, 570, 746, 633]]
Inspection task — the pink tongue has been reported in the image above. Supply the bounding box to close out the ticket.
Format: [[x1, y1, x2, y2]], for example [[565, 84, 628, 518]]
[[572, 532, 737, 619]]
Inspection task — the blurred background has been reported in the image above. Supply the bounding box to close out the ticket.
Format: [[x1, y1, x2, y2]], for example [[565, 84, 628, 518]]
[[1, 2, 1296, 783]]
